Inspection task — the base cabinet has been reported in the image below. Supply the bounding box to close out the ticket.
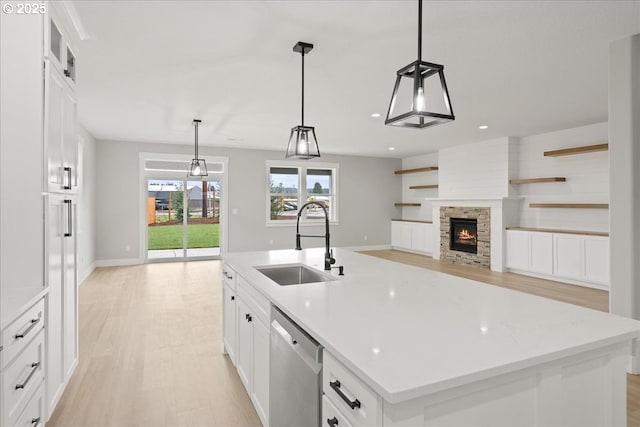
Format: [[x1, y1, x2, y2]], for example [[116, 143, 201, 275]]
[[391, 221, 433, 255], [506, 230, 609, 288]]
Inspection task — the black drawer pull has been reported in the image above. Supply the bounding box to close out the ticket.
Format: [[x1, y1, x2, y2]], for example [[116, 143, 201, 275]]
[[15, 318, 40, 339], [327, 416, 338, 426], [32, 417, 41, 426], [329, 380, 361, 409], [63, 167, 72, 190], [15, 362, 40, 390], [231, 296, 235, 301]]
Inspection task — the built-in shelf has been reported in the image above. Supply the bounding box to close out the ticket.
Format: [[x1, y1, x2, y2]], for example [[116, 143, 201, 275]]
[[409, 184, 439, 189], [529, 203, 609, 209], [506, 227, 608, 237], [509, 177, 566, 185], [394, 203, 421, 207], [543, 143, 609, 157], [392, 219, 433, 224], [394, 166, 438, 175]]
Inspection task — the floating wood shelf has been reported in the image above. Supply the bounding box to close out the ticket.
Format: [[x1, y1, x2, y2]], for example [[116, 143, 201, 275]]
[[392, 219, 433, 224], [529, 203, 609, 209], [409, 184, 439, 189], [509, 177, 566, 185], [394, 166, 438, 175], [506, 227, 608, 237], [543, 143, 608, 157], [394, 203, 421, 207]]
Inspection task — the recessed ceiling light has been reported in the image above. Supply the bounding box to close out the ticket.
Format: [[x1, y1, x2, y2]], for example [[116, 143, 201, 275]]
[[479, 125, 489, 130], [371, 113, 381, 118], [388, 147, 396, 151]]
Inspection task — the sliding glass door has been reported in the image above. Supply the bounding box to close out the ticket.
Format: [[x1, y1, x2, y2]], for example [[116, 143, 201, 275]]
[[146, 175, 222, 261]]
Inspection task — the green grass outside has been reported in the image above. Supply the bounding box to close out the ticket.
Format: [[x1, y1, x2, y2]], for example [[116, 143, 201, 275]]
[[148, 224, 219, 250]]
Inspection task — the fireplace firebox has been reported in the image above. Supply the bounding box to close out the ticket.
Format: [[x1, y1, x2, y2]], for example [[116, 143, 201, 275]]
[[450, 218, 478, 254]]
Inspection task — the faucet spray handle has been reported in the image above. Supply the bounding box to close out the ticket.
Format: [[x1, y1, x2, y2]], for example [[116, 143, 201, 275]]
[[329, 249, 336, 264]]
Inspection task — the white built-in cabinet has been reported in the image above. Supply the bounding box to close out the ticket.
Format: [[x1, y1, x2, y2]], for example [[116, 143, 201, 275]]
[[223, 265, 270, 426], [391, 220, 433, 254], [506, 230, 609, 288], [1, 3, 48, 426], [44, 1, 81, 419]]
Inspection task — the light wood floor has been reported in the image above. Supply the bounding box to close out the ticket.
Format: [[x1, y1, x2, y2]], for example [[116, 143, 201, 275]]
[[47, 261, 261, 427], [48, 252, 639, 426]]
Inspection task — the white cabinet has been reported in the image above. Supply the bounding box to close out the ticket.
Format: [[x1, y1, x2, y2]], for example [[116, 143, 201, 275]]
[[233, 274, 271, 426], [222, 265, 237, 364], [529, 232, 553, 275], [45, 62, 78, 193], [46, 194, 78, 415], [506, 230, 529, 271], [391, 221, 433, 255], [46, 5, 77, 87], [506, 230, 609, 288], [582, 236, 609, 285], [553, 234, 582, 281]]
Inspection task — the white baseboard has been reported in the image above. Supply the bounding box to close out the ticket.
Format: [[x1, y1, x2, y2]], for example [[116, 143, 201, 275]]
[[390, 246, 433, 256], [95, 258, 142, 268], [505, 268, 609, 291], [341, 244, 392, 252], [78, 261, 96, 286]]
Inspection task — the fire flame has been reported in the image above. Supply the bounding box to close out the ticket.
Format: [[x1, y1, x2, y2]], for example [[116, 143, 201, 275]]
[[457, 228, 477, 244]]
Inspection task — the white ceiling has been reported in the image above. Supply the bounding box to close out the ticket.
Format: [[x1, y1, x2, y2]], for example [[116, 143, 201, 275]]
[[73, 1, 640, 158]]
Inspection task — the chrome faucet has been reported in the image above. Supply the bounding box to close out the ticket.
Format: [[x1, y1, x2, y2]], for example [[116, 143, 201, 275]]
[[295, 201, 335, 271]]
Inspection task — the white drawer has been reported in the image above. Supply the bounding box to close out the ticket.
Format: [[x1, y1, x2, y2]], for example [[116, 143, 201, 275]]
[[2, 329, 45, 427], [323, 352, 382, 427], [323, 395, 355, 427], [1, 298, 45, 369], [237, 274, 270, 326], [12, 381, 45, 427], [222, 264, 237, 291]]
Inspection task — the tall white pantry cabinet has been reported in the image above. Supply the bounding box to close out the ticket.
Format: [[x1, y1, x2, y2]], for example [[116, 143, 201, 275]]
[[0, 1, 80, 424]]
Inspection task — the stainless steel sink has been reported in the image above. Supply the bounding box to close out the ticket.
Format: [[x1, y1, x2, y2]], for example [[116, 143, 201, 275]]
[[255, 264, 338, 286]]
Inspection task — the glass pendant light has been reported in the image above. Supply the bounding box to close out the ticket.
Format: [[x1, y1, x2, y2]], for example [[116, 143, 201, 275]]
[[286, 41, 320, 159], [385, 0, 455, 128], [189, 119, 208, 176]]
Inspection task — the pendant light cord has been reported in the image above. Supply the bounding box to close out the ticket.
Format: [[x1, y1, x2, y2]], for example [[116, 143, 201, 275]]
[[301, 50, 305, 126], [194, 120, 199, 159], [417, 0, 422, 62]]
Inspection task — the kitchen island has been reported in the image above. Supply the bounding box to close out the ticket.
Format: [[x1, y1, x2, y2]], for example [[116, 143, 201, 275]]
[[222, 248, 640, 426]]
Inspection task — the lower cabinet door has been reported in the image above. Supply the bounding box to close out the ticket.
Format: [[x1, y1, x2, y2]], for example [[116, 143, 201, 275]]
[[235, 298, 252, 392], [506, 231, 529, 271], [582, 236, 609, 285], [323, 396, 354, 427], [529, 232, 553, 275], [411, 223, 432, 254], [223, 285, 237, 364], [391, 221, 411, 249], [251, 319, 270, 426], [553, 234, 582, 280], [13, 381, 45, 427]]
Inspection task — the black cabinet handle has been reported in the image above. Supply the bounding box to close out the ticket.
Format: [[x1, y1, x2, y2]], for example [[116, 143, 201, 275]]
[[247, 314, 252, 322], [63, 167, 72, 190], [15, 318, 39, 339], [32, 417, 41, 426], [327, 417, 338, 426], [231, 296, 235, 301], [64, 69, 71, 78], [64, 199, 72, 237], [245, 313, 249, 320], [329, 380, 361, 409], [15, 362, 40, 390]]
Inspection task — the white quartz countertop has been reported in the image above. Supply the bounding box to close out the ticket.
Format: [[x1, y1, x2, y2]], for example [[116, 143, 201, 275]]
[[222, 248, 640, 404]]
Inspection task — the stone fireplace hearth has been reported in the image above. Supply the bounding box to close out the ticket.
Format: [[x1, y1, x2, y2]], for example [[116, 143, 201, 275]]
[[440, 207, 491, 269]]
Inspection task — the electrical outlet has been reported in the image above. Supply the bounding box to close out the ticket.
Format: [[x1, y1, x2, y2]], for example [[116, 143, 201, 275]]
[[125, 244, 131, 252]]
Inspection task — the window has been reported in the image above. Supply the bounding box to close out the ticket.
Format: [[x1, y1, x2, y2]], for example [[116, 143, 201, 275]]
[[267, 162, 338, 225]]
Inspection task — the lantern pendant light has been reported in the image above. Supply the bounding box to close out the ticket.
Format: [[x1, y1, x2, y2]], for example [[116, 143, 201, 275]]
[[286, 41, 321, 159], [385, 0, 455, 128], [188, 119, 208, 176]]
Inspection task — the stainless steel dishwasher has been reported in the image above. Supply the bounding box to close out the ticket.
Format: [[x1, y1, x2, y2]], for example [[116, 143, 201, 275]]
[[270, 306, 323, 427]]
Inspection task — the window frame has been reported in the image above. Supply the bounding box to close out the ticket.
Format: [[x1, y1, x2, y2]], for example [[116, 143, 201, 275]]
[[266, 160, 339, 226]]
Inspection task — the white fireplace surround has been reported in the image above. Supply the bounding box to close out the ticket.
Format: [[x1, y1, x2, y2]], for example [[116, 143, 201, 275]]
[[429, 197, 521, 272]]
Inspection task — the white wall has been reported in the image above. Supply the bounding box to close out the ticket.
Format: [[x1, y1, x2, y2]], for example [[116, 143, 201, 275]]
[[517, 122, 609, 232], [77, 126, 97, 283], [400, 152, 438, 221], [95, 140, 400, 262], [438, 137, 515, 199]]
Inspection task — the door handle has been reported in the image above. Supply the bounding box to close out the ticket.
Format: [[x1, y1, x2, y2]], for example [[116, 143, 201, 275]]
[[15, 362, 40, 390], [329, 380, 361, 409], [63, 167, 72, 190], [14, 318, 40, 340], [64, 199, 72, 237]]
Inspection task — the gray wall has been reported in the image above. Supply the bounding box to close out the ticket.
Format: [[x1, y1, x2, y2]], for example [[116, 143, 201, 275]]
[[77, 126, 97, 282], [95, 140, 401, 261]]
